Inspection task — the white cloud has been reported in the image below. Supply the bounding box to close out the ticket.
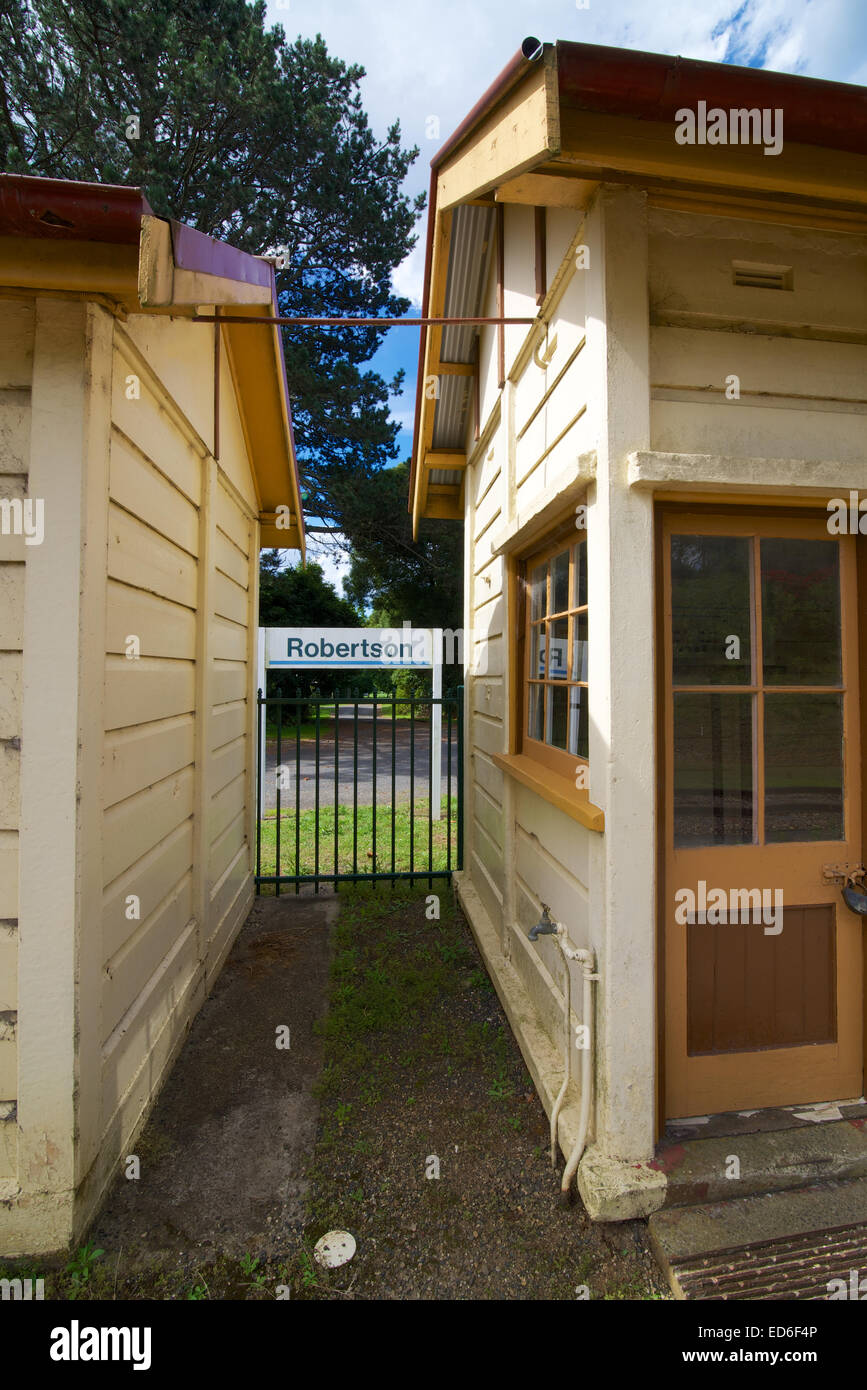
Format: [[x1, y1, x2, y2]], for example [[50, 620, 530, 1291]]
[[304, 531, 352, 597], [268, 1, 866, 305], [392, 238, 426, 308], [270, 0, 865, 162]]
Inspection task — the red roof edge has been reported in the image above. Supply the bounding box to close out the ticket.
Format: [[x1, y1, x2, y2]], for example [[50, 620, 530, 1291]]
[[0, 172, 152, 244], [409, 40, 867, 516], [555, 41, 867, 157]]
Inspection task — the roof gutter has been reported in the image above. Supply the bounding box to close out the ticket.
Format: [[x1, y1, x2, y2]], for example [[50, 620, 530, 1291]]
[[555, 41, 867, 155], [0, 172, 151, 243], [408, 37, 547, 516]]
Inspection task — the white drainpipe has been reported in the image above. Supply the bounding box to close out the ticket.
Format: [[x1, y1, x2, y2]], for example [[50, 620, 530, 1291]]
[[529, 905, 600, 1201]]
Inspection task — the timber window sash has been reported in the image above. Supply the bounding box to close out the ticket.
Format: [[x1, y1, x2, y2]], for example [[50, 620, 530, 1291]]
[[521, 531, 589, 781]]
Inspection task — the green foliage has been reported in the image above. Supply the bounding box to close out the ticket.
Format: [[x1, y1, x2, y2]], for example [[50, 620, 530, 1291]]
[[342, 463, 463, 640], [65, 1241, 104, 1289], [239, 1252, 268, 1290], [260, 554, 358, 628], [0, 0, 424, 525]]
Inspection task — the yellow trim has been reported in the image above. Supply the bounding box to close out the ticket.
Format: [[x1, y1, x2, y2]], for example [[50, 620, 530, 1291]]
[[492, 752, 604, 832]]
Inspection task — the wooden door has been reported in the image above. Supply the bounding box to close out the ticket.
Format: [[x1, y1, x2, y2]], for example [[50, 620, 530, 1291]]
[[662, 512, 863, 1118]]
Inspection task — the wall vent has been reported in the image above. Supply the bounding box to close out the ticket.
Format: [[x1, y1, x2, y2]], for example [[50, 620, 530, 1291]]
[[732, 260, 793, 291]]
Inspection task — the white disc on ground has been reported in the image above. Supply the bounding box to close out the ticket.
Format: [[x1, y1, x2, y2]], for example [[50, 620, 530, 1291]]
[[314, 1230, 356, 1268]]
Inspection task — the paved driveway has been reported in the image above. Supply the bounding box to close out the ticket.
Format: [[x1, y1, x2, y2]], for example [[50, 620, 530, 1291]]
[[260, 713, 460, 812]]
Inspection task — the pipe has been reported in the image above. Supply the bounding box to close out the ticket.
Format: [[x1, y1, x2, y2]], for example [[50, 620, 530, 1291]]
[[527, 906, 599, 1200], [192, 314, 537, 328], [560, 944, 598, 1202]]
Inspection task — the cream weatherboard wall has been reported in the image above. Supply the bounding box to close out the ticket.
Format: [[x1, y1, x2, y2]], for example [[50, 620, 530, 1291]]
[[0, 298, 34, 1189], [0, 296, 262, 1254], [457, 193, 629, 1178], [454, 181, 867, 1216]]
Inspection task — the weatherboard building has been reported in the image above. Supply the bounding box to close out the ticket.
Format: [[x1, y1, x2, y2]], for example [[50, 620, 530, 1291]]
[[411, 40, 867, 1218]]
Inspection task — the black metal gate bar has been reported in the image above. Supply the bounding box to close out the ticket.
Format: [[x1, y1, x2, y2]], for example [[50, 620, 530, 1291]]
[[294, 698, 301, 896], [372, 691, 377, 876], [446, 698, 453, 873], [276, 698, 282, 898], [255, 688, 463, 891]]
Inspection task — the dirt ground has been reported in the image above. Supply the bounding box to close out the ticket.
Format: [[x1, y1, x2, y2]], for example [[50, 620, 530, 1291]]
[[2, 885, 668, 1301]]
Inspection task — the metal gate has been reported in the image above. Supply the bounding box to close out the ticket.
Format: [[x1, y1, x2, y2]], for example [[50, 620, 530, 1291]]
[[255, 688, 463, 892]]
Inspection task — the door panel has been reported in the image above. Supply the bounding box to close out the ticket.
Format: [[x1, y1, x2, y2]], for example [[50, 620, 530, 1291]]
[[662, 513, 863, 1118]]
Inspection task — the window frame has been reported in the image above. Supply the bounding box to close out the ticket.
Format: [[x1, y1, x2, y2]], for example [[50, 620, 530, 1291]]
[[518, 523, 589, 783]]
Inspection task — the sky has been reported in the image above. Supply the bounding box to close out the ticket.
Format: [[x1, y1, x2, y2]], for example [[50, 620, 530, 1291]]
[[265, 0, 867, 589]]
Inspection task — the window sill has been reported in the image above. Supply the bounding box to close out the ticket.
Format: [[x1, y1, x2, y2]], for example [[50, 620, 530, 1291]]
[[491, 753, 605, 833]]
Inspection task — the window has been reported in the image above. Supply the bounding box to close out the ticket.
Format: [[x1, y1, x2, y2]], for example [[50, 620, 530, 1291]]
[[522, 534, 588, 778]]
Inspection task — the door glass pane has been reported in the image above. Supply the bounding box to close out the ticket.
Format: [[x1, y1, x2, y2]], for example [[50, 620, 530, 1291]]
[[671, 535, 752, 685], [572, 613, 588, 682], [547, 685, 568, 750], [548, 618, 568, 679], [761, 539, 841, 686], [551, 549, 569, 614], [530, 563, 547, 622], [528, 684, 543, 741], [674, 692, 754, 847], [568, 686, 589, 759], [531, 622, 545, 679], [764, 693, 844, 842], [571, 541, 587, 610]]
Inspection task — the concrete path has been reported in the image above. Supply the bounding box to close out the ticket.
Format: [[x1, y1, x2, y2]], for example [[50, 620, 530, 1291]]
[[90, 895, 337, 1265]]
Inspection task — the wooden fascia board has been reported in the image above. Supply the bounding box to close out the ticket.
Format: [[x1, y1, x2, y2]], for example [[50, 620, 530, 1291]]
[[413, 208, 453, 534], [223, 308, 304, 556], [495, 172, 600, 207], [260, 517, 303, 548], [0, 234, 139, 301], [436, 60, 561, 212], [423, 497, 464, 520], [424, 450, 468, 471], [556, 108, 867, 212], [138, 214, 274, 308]]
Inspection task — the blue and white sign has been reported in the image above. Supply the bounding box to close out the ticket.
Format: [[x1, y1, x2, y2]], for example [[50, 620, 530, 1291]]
[[265, 626, 434, 670], [257, 626, 444, 819]]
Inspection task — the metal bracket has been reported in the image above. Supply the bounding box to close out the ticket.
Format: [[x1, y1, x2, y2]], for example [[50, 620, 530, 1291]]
[[823, 862, 858, 883]]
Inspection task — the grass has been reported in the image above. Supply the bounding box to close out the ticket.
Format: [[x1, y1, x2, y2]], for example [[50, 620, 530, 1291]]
[[257, 796, 458, 882], [264, 705, 417, 739], [0, 887, 667, 1302], [298, 885, 670, 1301]]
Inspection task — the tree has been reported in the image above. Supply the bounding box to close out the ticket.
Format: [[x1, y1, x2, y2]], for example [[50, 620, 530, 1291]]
[[259, 553, 361, 708], [0, 0, 424, 523], [341, 462, 463, 632], [259, 551, 359, 628]]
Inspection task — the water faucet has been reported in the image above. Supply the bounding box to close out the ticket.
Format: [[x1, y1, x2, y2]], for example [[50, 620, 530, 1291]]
[[529, 904, 558, 940]]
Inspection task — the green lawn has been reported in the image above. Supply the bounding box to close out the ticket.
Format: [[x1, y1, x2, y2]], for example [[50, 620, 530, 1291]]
[[257, 796, 458, 883], [265, 705, 418, 740]]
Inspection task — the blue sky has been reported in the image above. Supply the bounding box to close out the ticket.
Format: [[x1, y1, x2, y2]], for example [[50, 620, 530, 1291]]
[[264, 0, 867, 586]]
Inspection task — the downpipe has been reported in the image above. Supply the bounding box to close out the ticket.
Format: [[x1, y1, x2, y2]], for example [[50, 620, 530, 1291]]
[[528, 905, 599, 1204]]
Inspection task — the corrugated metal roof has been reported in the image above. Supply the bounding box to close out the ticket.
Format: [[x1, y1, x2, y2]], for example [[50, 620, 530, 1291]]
[[431, 371, 469, 455], [429, 202, 495, 462], [441, 203, 495, 362]]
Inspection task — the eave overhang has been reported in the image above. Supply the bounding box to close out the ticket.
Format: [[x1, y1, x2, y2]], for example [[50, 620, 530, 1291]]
[[409, 39, 867, 533], [0, 172, 304, 554]]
